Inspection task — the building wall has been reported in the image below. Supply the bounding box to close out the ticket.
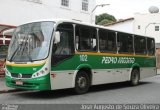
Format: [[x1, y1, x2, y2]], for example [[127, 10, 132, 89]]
[[43, 0, 96, 23], [106, 20, 134, 33], [0, 0, 96, 26], [133, 13, 160, 43]]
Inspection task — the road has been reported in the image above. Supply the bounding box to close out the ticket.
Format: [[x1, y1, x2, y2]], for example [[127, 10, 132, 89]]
[[0, 75, 160, 104]]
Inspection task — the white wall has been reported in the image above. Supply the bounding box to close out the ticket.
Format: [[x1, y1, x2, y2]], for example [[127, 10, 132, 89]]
[[133, 13, 160, 43], [43, 0, 96, 23], [0, 0, 96, 26], [105, 20, 134, 33]]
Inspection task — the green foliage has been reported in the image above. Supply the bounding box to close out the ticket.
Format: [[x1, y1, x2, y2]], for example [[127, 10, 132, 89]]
[[96, 13, 117, 25], [97, 19, 114, 25]]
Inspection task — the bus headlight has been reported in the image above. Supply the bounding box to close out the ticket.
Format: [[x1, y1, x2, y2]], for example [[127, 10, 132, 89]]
[[5, 68, 11, 77], [32, 67, 49, 78]]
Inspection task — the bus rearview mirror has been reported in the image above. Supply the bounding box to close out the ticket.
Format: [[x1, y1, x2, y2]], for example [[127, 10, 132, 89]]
[[54, 31, 60, 44]]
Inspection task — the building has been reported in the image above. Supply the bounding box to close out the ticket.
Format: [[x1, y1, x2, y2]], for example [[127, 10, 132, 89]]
[[0, 0, 96, 26], [104, 18, 134, 33]]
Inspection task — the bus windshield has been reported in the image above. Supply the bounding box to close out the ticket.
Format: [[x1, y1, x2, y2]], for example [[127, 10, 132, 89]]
[[7, 21, 55, 62]]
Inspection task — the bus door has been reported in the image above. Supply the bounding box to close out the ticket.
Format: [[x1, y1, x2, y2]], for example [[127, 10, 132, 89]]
[[50, 23, 75, 89]]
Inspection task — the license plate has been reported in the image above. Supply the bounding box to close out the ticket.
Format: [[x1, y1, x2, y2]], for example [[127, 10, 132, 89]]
[[15, 81, 23, 85]]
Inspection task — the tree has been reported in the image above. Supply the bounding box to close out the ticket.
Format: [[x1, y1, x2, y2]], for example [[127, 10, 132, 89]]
[[96, 13, 117, 25]]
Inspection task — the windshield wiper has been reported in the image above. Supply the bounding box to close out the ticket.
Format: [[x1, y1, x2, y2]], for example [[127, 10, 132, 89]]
[[9, 44, 21, 62], [10, 36, 26, 62]]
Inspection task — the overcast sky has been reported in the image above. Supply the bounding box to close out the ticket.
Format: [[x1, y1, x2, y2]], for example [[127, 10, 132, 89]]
[[95, 0, 160, 19]]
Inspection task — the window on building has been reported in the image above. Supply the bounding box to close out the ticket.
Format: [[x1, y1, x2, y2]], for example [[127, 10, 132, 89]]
[[117, 33, 133, 53], [99, 29, 116, 52], [75, 25, 97, 52], [134, 35, 147, 55], [61, 0, 69, 7], [155, 26, 159, 31], [138, 25, 141, 29], [82, 0, 89, 11]]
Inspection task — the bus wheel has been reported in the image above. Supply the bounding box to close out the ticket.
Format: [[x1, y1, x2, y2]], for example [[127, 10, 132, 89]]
[[130, 69, 140, 86], [74, 71, 90, 94]]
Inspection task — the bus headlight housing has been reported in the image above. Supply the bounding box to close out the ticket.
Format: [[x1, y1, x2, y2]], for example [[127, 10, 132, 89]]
[[32, 67, 49, 78]]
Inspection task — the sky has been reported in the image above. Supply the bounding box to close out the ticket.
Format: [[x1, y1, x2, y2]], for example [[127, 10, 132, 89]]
[[95, 0, 160, 19]]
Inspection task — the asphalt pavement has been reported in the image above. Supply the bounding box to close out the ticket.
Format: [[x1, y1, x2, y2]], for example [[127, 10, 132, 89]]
[[0, 69, 159, 92], [0, 77, 11, 92], [0, 74, 160, 104]]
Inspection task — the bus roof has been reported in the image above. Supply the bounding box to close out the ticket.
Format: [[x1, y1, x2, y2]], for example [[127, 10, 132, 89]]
[[19, 18, 155, 39]]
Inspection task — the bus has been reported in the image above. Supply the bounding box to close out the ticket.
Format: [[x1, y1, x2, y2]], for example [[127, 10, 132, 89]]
[[5, 19, 156, 94]]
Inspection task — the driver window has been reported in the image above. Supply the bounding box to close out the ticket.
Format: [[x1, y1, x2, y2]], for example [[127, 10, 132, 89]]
[[53, 23, 74, 55]]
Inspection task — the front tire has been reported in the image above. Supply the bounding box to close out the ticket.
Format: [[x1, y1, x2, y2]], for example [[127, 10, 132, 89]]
[[130, 69, 140, 86], [74, 71, 90, 94]]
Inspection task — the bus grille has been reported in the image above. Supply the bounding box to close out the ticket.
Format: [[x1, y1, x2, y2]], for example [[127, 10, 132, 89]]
[[11, 73, 32, 78]]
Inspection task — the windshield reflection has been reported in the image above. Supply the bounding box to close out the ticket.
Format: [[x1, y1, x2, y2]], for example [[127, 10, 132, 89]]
[[7, 22, 54, 62]]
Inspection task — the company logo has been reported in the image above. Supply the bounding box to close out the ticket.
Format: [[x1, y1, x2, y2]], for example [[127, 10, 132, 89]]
[[18, 73, 22, 78]]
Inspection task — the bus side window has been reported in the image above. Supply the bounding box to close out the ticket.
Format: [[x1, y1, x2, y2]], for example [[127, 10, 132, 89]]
[[135, 36, 147, 55], [117, 32, 133, 54], [99, 29, 116, 53], [147, 38, 155, 55], [75, 25, 97, 52]]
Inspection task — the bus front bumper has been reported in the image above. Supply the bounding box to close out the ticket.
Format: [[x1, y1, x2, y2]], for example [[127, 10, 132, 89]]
[[5, 74, 51, 90]]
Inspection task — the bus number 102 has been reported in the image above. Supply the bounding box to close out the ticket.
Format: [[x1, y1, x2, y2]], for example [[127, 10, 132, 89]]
[[80, 55, 88, 62]]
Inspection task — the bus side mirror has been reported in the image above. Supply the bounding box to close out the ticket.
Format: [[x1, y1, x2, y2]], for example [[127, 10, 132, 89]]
[[54, 31, 60, 44]]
